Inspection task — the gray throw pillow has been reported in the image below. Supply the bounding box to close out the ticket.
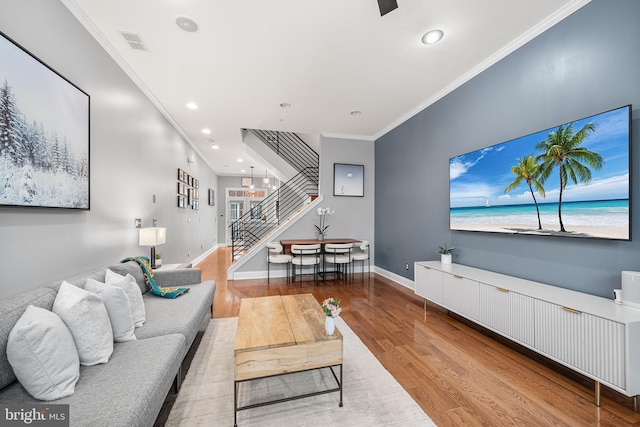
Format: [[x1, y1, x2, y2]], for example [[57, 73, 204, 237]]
[[7, 305, 80, 400], [52, 281, 113, 366]]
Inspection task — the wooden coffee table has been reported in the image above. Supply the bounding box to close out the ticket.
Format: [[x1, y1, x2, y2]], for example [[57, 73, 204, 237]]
[[233, 294, 343, 426]]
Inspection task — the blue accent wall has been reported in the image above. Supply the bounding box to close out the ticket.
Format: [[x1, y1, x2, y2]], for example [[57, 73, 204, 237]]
[[375, 0, 640, 298]]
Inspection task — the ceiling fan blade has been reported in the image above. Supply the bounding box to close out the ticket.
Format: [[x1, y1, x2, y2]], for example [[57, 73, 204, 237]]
[[378, 0, 398, 16]]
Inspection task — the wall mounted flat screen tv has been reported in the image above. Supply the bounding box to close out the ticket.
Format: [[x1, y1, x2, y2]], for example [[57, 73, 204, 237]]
[[449, 105, 631, 241], [0, 31, 90, 210]]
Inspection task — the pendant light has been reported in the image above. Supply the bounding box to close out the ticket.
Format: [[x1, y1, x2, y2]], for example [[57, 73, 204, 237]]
[[263, 169, 270, 188], [249, 166, 254, 189]]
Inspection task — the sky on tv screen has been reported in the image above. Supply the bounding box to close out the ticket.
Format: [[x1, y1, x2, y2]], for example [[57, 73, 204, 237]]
[[449, 106, 630, 209]]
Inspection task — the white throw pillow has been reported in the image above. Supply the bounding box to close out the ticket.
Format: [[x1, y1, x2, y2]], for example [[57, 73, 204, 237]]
[[105, 269, 146, 327], [85, 278, 137, 342], [7, 305, 80, 401], [52, 281, 113, 366]]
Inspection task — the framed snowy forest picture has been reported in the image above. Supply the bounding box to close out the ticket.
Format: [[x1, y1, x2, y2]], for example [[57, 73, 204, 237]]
[[0, 31, 89, 209]]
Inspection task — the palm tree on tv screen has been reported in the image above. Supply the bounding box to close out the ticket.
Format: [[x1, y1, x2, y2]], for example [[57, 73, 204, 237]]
[[504, 155, 545, 230], [535, 122, 604, 232]]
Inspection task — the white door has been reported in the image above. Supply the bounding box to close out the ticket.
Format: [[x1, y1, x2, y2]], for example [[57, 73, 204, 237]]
[[226, 201, 244, 244]]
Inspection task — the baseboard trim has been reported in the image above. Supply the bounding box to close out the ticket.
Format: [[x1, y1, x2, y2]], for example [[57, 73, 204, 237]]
[[192, 245, 220, 267], [374, 266, 415, 291]]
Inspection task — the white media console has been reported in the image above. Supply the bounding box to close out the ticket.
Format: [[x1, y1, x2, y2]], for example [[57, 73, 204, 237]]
[[414, 261, 640, 408]]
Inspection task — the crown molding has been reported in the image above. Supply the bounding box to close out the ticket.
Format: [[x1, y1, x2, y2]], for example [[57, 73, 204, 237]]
[[373, 0, 592, 141]]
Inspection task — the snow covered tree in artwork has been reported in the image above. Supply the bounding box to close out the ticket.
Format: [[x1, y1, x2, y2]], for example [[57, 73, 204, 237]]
[[0, 79, 24, 165]]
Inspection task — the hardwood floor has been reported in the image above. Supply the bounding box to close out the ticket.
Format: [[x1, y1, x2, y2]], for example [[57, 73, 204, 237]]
[[199, 247, 640, 426]]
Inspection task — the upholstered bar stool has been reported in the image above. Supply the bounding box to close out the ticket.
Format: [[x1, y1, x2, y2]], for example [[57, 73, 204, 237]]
[[266, 242, 292, 283], [291, 244, 321, 286], [324, 243, 353, 283]]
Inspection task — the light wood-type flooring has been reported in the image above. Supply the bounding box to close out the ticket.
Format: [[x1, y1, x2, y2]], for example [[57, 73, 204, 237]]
[[198, 247, 640, 426]]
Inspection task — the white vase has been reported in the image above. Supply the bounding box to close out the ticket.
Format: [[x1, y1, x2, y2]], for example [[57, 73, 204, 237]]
[[325, 316, 335, 335], [441, 253, 452, 264]]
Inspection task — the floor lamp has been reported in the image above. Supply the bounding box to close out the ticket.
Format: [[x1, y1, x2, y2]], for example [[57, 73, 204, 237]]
[[139, 227, 166, 269]]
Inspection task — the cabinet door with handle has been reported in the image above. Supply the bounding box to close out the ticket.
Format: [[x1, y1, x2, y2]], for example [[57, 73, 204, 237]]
[[478, 283, 534, 347], [442, 273, 479, 320], [414, 263, 443, 304], [534, 299, 625, 388], [534, 299, 585, 369]]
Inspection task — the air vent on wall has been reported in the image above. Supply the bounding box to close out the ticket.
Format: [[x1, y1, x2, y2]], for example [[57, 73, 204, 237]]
[[119, 31, 149, 51]]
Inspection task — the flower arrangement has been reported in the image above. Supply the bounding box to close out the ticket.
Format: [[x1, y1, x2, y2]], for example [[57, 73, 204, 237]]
[[314, 206, 334, 236], [322, 297, 342, 318]]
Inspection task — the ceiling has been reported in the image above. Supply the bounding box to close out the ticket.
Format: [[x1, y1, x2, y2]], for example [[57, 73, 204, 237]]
[[61, 0, 588, 177]]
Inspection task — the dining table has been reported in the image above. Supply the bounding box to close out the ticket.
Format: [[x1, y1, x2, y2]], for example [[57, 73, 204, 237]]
[[280, 238, 361, 281], [279, 238, 360, 255]]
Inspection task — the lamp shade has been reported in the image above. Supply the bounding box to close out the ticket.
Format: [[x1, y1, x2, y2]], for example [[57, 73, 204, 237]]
[[139, 227, 166, 246]]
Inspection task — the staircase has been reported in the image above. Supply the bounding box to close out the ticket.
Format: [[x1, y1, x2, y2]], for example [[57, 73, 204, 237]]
[[230, 130, 319, 261]]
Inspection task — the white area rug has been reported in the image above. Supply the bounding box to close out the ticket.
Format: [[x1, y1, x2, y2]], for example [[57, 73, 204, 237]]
[[166, 317, 435, 426]]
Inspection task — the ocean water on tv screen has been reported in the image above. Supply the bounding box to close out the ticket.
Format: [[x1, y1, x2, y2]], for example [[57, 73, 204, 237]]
[[450, 199, 629, 228]]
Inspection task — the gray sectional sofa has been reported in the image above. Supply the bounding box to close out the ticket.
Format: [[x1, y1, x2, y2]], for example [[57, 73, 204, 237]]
[[0, 260, 216, 427]]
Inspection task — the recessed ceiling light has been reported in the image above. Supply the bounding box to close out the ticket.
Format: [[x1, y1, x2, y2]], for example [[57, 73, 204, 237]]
[[186, 102, 198, 110], [237, 158, 244, 163], [280, 103, 291, 109], [422, 29, 444, 45], [176, 16, 198, 33], [211, 144, 219, 150], [350, 110, 361, 116], [240, 169, 246, 173], [201, 128, 211, 134]]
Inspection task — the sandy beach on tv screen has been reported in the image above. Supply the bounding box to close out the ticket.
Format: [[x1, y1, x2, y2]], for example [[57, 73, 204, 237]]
[[452, 223, 629, 240]]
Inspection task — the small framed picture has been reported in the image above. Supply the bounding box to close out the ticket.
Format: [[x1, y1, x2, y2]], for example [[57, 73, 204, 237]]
[[241, 177, 252, 187], [334, 163, 364, 197]]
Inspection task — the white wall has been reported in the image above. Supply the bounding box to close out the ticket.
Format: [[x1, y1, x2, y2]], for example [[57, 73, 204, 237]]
[[0, 0, 218, 298]]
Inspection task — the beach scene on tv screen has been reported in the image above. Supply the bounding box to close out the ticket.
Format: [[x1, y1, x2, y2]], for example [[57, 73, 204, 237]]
[[449, 105, 630, 240]]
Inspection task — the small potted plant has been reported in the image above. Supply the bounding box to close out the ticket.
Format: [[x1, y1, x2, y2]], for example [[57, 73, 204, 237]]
[[155, 252, 163, 268], [436, 244, 456, 264], [322, 297, 341, 335]]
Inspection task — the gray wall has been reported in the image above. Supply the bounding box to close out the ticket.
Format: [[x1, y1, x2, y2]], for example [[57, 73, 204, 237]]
[[216, 175, 243, 244], [0, 0, 218, 298], [375, 0, 640, 298]]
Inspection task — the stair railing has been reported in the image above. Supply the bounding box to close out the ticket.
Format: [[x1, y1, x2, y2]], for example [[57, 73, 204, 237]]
[[249, 129, 319, 174], [230, 167, 318, 261]]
